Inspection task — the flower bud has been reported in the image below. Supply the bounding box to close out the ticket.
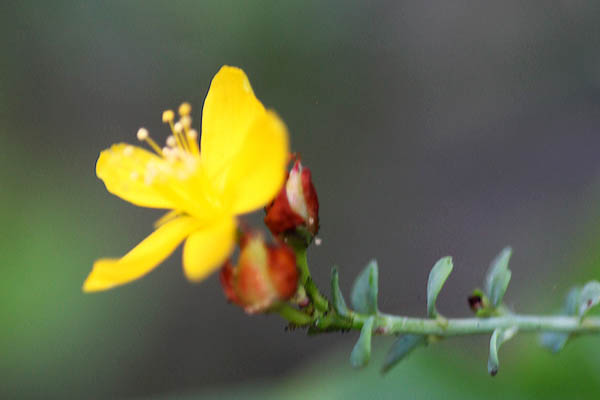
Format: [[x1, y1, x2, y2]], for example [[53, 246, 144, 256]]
[[219, 235, 298, 313], [265, 160, 319, 238]]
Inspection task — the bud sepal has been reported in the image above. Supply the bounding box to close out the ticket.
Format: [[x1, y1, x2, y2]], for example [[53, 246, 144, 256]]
[[220, 234, 298, 314]]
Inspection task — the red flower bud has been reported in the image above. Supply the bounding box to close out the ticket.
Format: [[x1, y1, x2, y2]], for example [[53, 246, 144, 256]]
[[265, 160, 319, 238], [219, 235, 298, 314], [219, 262, 240, 305]]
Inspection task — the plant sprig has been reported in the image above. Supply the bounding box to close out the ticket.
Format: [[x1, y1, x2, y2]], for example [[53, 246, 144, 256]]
[[276, 247, 600, 376]]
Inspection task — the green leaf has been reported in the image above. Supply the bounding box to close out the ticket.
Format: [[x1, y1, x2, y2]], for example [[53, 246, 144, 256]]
[[351, 260, 379, 315], [382, 334, 426, 374], [488, 326, 518, 376], [350, 316, 375, 368], [541, 283, 600, 353], [564, 286, 582, 315], [540, 331, 569, 354], [578, 280, 600, 318], [427, 256, 453, 318], [540, 287, 581, 353], [484, 247, 513, 308], [331, 267, 349, 317]]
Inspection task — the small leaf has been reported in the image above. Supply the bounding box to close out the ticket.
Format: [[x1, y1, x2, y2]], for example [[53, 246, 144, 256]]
[[540, 287, 581, 353], [485, 247, 513, 307], [427, 256, 453, 318], [578, 281, 600, 318], [351, 260, 379, 315], [382, 334, 426, 374], [331, 267, 349, 317], [350, 316, 375, 368], [564, 286, 582, 315], [488, 326, 518, 376], [540, 331, 569, 354]]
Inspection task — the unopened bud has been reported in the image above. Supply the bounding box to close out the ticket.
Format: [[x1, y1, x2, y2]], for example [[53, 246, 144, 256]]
[[219, 262, 240, 305], [219, 234, 298, 313], [265, 160, 319, 239], [468, 289, 492, 317], [468, 294, 483, 312]]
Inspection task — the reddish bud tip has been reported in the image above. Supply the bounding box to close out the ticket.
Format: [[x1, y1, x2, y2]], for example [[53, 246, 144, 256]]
[[265, 160, 320, 238], [468, 294, 483, 312]]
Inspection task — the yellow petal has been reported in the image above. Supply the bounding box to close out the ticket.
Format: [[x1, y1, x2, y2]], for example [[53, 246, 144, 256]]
[[83, 216, 199, 292], [200, 66, 266, 186], [182, 217, 236, 282], [224, 110, 290, 214], [96, 143, 172, 209], [153, 209, 182, 228]]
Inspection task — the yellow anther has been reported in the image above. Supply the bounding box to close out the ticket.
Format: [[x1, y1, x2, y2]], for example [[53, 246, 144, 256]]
[[187, 129, 198, 140], [180, 115, 192, 129], [166, 135, 177, 148], [166, 118, 188, 152], [162, 110, 175, 123], [136, 127, 162, 156], [136, 127, 149, 141], [173, 121, 183, 133], [178, 102, 192, 116]]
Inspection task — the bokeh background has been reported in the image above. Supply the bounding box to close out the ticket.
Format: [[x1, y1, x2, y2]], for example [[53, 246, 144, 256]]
[[2, 1, 600, 398]]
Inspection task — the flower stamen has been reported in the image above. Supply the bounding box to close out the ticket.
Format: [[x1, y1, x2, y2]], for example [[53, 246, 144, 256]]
[[162, 110, 175, 123], [178, 103, 199, 153], [173, 121, 189, 151], [167, 118, 189, 153], [159, 104, 200, 157], [162, 109, 186, 151], [178, 102, 191, 117], [180, 115, 198, 153], [166, 135, 177, 148], [136, 128, 163, 156], [187, 129, 200, 155]]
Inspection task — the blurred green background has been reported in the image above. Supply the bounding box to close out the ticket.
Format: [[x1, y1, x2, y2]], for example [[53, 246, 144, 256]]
[[2, 1, 600, 398]]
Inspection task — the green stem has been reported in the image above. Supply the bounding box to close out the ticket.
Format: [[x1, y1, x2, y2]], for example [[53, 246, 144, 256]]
[[356, 313, 600, 336], [273, 302, 313, 325], [281, 236, 600, 338], [280, 309, 600, 336], [294, 247, 329, 312]]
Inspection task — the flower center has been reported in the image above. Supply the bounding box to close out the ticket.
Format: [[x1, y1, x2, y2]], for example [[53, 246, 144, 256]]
[[132, 102, 204, 184], [122, 103, 228, 220]]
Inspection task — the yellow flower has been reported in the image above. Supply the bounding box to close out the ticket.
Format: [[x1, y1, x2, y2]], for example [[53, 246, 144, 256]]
[[83, 66, 289, 292]]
